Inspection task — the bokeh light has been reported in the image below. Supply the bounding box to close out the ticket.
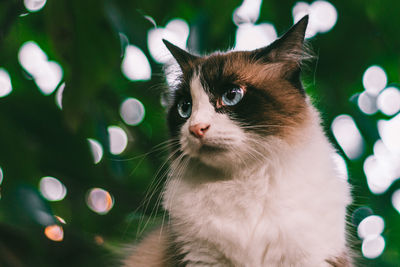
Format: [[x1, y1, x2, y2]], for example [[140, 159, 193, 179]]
[[374, 139, 400, 180], [24, 0, 47, 12], [232, 0, 263, 25], [120, 98, 145, 126], [391, 189, 400, 214], [331, 114, 365, 160], [309, 1, 337, 33], [292, 1, 337, 38], [86, 188, 114, 215], [44, 224, 64, 242], [55, 215, 66, 224], [363, 155, 393, 195], [358, 91, 378, 115], [121, 45, 151, 81], [39, 176, 67, 201], [18, 41, 47, 73], [18, 41, 63, 95], [0, 166, 3, 185], [0, 68, 13, 98], [352, 206, 374, 226], [378, 113, 400, 154], [108, 126, 128, 155], [364, 139, 400, 194], [87, 138, 103, 164], [55, 82, 65, 110], [357, 214, 386, 259], [377, 87, 400, 116], [362, 65, 387, 96], [234, 23, 277, 51], [292, 2, 309, 24], [166, 18, 190, 39], [357, 215, 385, 240], [147, 18, 190, 63], [34, 61, 63, 95], [94, 235, 105, 245], [362, 235, 385, 259]]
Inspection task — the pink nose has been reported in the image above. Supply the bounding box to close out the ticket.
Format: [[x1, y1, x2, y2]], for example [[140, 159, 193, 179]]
[[189, 123, 210, 138]]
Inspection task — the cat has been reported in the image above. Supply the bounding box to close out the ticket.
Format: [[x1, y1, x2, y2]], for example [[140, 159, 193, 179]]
[[123, 16, 353, 267]]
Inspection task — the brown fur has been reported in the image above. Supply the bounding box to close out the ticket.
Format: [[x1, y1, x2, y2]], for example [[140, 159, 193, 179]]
[[165, 17, 311, 143], [125, 16, 351, 266], [197, 52, 309, 140], [122, 228, 173, 267], [326, 252, 353, 267]]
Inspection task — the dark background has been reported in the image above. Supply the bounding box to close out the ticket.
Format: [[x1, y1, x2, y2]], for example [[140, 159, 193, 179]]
[[0, 0, 399, 266]]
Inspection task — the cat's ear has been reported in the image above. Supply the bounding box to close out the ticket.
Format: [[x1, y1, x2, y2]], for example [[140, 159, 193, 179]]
[[163, 39, 198, 71], [252, 15, 309, 64]]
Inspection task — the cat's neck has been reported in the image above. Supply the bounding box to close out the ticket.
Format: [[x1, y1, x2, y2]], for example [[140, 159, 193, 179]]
[[162, 107, 350, 267]]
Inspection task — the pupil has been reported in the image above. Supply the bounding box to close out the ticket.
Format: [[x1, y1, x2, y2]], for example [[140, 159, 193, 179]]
[[227, 91, 236, 100], [182, 102, 189, 112]]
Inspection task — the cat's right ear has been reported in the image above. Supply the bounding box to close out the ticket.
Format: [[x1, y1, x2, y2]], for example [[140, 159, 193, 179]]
[[163, 39, 198, 72], [251, 16, 309, 64]]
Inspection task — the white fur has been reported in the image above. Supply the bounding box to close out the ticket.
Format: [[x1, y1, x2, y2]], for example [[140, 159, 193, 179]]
[[163, 76, 351, 266], [179, 75, 247, 169]]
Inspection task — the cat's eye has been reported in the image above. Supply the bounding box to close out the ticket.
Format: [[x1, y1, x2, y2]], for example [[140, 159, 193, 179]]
[[221, 87, 244, 106], [177, 98, 192, 118]]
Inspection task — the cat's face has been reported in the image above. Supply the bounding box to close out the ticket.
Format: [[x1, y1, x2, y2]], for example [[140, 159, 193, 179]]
[[165, 16, 310, 169]]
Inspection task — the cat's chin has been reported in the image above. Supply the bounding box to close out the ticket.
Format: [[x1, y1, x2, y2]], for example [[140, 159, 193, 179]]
[[181, 136, 248, 170], [189, 145, 243, 170], [198, 145, 227, 154]]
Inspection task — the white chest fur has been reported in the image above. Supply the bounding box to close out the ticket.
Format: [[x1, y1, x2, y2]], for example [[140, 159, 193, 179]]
[[163, 122, 351, 267]]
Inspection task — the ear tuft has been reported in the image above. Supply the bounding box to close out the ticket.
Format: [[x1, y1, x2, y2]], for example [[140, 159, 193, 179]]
[[162, 39, 198, 71]]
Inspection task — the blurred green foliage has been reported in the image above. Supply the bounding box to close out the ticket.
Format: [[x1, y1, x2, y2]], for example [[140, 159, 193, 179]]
[[0, 0, 399, 266]]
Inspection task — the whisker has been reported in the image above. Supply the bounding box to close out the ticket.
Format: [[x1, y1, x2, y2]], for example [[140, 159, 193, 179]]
[[135, 147, 182, 237], [160, 155, 189, 236], [122, 143, 181, 240], [112, 139, 180, 163], [128, 140, 180, 178]]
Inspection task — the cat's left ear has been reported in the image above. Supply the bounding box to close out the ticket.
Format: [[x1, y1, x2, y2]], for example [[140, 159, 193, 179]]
[[163, 39, 198, 72], [252, 16, 309, 64]]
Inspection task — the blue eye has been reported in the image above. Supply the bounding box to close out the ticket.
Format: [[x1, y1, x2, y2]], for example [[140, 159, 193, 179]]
[[221, 87, 244, 106], [177, 98, 192, 118]]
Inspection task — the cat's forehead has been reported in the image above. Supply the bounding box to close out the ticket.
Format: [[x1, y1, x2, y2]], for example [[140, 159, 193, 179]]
[[200, 52, 250, 78], [182, 52, 284, 94], [198, 54, 239, 87], [174, 50, 297, 102], [179, 52, 251, 94]]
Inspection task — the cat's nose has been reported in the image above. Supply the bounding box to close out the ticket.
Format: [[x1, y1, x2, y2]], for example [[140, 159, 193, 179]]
[[189, 123, 210, 138]]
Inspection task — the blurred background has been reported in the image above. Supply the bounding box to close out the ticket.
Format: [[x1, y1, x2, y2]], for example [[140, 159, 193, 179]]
[[0, 0, 399, 266]]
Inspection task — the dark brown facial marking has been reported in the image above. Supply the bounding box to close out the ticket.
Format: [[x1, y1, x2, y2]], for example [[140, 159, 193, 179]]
[[197, 51, 309, 139], [164, 15, 311, 141]]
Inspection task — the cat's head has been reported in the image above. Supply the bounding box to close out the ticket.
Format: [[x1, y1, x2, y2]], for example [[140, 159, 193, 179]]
[[164, 16, 312, 169]]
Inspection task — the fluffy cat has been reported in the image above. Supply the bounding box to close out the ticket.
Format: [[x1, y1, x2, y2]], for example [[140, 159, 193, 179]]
[[123, 16, 352, 267]]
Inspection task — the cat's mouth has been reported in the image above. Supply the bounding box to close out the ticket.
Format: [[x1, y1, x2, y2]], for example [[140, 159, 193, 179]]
[[198, 144, 227, 154]]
